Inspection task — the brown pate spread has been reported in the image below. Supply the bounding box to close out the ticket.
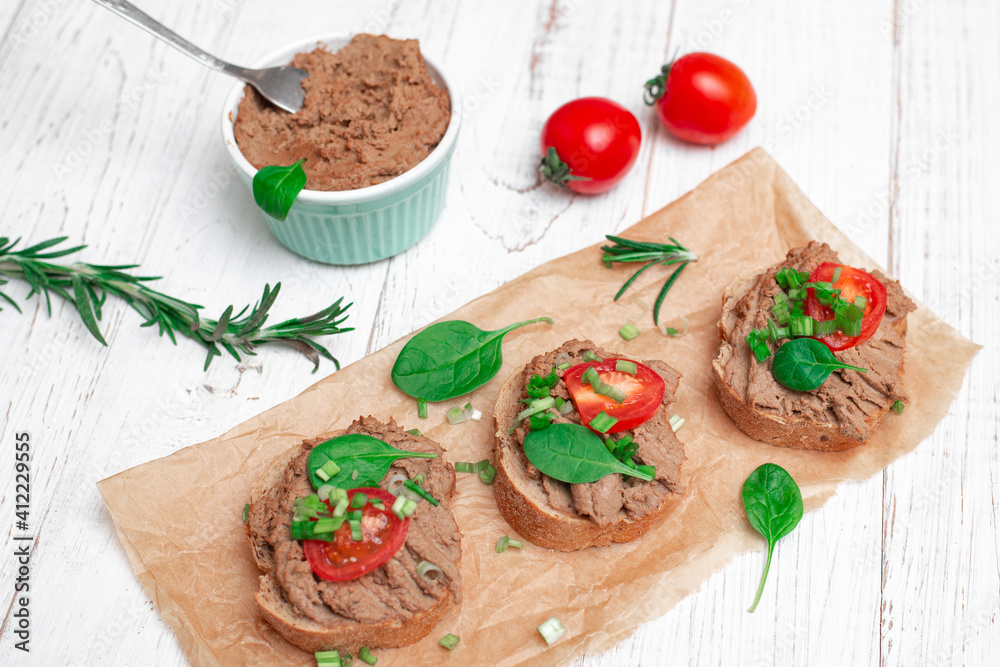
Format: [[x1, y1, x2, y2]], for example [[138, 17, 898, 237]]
[[715, 242, 916, 443], [234, 34, 451, 192], [510, 340, 685, 527], [247, 417, 461, 625]]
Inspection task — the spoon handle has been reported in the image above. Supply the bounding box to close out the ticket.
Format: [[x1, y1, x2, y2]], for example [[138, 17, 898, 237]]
[[91, 0, 248, 77]]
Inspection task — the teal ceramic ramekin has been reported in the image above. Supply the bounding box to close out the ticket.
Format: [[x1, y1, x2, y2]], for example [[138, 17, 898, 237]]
[[221, 34, 461, 265]]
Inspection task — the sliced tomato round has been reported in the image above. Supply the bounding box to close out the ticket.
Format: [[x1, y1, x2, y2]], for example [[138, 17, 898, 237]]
[[563, 359, 665, 434], [302, 487, 409, 582], [806, 262, 887, 351]]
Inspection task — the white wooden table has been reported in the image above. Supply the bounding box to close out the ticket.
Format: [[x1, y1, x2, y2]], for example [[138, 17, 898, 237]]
[[1, 0, 996, 665]]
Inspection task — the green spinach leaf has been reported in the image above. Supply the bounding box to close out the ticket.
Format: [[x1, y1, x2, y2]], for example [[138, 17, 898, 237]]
[[391, 317, 554, 402], [307, 433, 437, 490], [523, 423, 654, 484], [771, 338, 867, 391], [742, 463, 803, 612], [252, 159, 307, 222]]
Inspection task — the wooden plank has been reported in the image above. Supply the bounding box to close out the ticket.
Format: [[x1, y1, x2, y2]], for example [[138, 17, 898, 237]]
[[883, 0, 1000, 664]]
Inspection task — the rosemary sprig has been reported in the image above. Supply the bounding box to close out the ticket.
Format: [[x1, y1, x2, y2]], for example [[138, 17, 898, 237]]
[[0, 236, 353, 371], [601, 235, 698, 325]]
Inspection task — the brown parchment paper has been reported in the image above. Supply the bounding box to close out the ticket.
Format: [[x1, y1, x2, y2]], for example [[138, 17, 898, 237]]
[[98, 149, 979, 667]]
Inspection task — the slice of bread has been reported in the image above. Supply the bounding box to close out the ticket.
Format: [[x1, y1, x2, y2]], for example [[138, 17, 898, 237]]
[[254, 570, 455, 655], [246, 418, 460, 654], [711, 243, 914, 452], [492, 342, 684, 552]]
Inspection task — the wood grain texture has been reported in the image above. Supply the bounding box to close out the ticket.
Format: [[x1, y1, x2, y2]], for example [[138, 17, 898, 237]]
[[0, 0, 995, 665]]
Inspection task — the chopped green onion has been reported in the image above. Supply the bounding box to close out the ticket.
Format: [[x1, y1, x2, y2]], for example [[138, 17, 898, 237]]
[[417, 560, 443, 580], [553, 397, 568, 414], [315, 460, 341, 482], [581, 366, 600, 385], [404, 479, 439, 506], [669, 413, 685, 432], [589, 411, 618, 434], [892, 400, 905, 414], [582, 351, 603, 362], [854, 295, 868, 310], [775, 267, 810, 290], [358, 647, 377, 666], [813, 319, 837, 336], [315, 649, 342, 667], [636, 464, 656, 478], [293, 494, 327, 521], [242, 503, 250, 523], [831, 266, 843, 283], [406, 428, 423, 436], [350, 520, 363, 541], [311, 516, 339, 534], [350, 492, 368, 509], [527, 371, 559, 398], [455, 460, 489, 474], [529, 413, 553, 431], [290, 519, 336, 542], [478, 463, 497, 485], [555, 361, 571, 370], [513, 396, 556, 425], [618, 322, 641, 341], [834, 300, 864, 337], [392, 496, 417, 519], [351, 469, 359, 481], [316, 484, 336, 501], [537, 617, 566, 646], [581, 366, 627, 403], [439, 633, 460, 650], [787, 287, 807, 301], [332, 497, 348, 517], [745, 328, 771, 363], [369, 499, 385, 511], [611, 434, 633, 457], [789, 315, 814, 337], [616, 360, 637, 375], [412, 473, 425, 486], [772, 299, 790, 326], [417, 398, 428, 419], [495, 535, 524, 553], [447, 404, 472, 424], [659, 314, 689, 338]]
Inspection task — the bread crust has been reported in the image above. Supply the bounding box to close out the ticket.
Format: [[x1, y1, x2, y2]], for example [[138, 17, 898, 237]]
[[246, 427, 459, 654], [492, 359, 680, 552]]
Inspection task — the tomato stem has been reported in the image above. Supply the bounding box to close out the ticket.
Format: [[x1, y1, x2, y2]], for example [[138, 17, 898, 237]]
[[643, 64, 672, 105], [539, 146, 591, 187]]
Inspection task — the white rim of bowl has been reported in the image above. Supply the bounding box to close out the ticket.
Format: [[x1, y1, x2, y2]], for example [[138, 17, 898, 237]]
[[221, 32, 461, 205]]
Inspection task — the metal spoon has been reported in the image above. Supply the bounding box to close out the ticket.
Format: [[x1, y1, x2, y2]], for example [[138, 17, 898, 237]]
[[91, 0, 307, 113]]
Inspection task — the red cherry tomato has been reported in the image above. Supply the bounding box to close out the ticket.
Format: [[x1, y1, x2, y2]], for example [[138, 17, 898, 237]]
[[563, 359, 665, 433], [644, 52, 756, 145], [302, 487, 409, 582], [539, 97, 641, 195], [806, 263, 887, 351]]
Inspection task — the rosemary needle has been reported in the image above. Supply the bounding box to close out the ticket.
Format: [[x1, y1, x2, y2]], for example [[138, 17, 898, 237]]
[[0, 236, 353, 371], [601, 235, 697, 325]]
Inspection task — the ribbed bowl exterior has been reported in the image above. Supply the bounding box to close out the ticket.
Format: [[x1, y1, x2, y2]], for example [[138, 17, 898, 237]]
[[242, 145, 454, 265]]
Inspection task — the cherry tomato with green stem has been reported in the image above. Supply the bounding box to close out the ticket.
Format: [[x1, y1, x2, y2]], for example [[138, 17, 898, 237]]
[[539, 97, 642, 195], [644, 52, 756, 145]]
